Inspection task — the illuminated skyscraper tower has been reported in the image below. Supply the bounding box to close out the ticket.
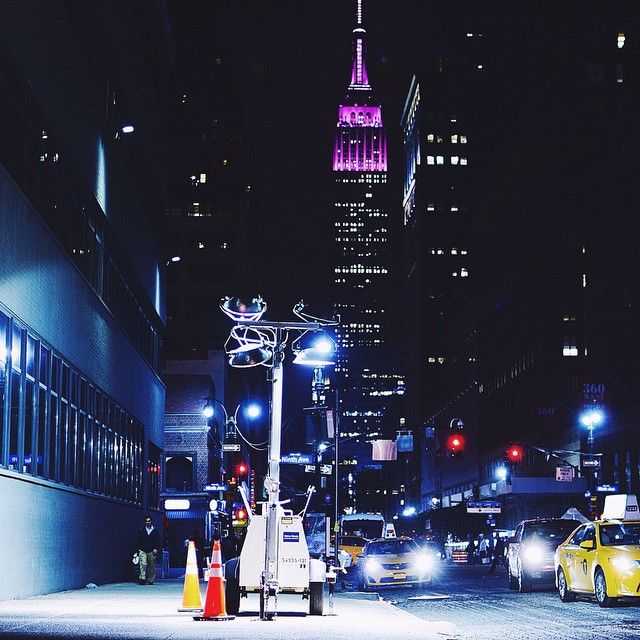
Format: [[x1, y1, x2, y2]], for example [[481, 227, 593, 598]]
[[332, 1, 403, 511]]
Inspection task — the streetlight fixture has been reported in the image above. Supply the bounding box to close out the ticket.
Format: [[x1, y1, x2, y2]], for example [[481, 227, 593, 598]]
[[220, 295, 338, 620], [579, 407, 604, 446]]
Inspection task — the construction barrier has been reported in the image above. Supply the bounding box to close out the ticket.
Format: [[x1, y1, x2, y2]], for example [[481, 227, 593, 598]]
[[451, 550, 468, 564], [178, 541, 203, 612], [193, 540, 235, 621]]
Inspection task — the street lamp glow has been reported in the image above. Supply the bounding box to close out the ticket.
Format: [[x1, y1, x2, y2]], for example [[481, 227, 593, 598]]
[[202, 399, 215, 419], [318, 443, 328, 453], [246, 404, 261, 419], [579, 408, 604, 428], [496, 466, 508, 481], [121, 124, 135, 134], [402, 506, 417, 517]]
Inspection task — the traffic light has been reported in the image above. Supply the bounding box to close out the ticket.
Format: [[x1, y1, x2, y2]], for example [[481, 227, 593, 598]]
[[446, 432, 466, 457], [236, 462, 248, 476], [232, 504, 248, 527], [505, 444, 524, 463]]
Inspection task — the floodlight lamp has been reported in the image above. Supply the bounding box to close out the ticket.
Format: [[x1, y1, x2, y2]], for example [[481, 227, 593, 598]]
[[292, 330, 337, 366], [121, 123, 135, 134], [220, 295, 267, 322], [228, 343, 272, 368]]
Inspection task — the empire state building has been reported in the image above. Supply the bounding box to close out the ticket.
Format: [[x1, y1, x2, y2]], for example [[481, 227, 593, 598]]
[[332, 0, 403, 508]]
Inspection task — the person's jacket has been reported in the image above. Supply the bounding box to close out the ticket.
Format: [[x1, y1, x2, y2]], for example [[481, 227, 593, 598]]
[[137, 526, 161, 552]]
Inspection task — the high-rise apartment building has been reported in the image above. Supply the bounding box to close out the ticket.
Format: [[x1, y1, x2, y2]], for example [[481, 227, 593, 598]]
[[332, 1, 404, 513]]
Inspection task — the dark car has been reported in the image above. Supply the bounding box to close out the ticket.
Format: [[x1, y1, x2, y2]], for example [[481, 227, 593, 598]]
[[507, 518, 580, 592]]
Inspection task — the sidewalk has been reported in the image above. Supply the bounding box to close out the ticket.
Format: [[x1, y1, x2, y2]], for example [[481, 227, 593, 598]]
[[0, 578, 460, 640]]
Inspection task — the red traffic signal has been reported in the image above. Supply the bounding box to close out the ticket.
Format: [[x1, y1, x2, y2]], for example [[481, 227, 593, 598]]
[[236, 462, 248, 475], [446, 432, 466, 455], [506, 444, 524, 463]]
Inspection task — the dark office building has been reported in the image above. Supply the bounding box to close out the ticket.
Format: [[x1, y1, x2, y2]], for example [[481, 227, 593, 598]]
[[402, 2, 640, 527], [0, 2, 172, 598]]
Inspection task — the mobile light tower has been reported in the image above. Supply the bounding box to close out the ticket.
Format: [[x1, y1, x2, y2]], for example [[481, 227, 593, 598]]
[[220, 296, 338, 619]]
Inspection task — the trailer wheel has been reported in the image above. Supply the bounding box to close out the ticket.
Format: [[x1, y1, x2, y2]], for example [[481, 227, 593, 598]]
[[309, 582, 324, 616], [224, 558, 241, 615]]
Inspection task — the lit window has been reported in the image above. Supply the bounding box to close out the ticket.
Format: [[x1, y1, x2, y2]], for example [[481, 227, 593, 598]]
[[460, 267, 469, 277], [427, 134, 434, 142], [451, 156, 459, 165], [563, 337, 578, 357], [460, 135, 467, 144], [245, 185, 251, 192], [451, 248, 458, 255], [582, 273, 587, 287], [451, 206, 459, 212], [427, 156, 435, 165], [200, 173, 207, 183], [617, 32, 625, 49], [427, 204, 435, 211], [436, 156, 444, 165], [451, 134, 458, 143], [198, 242, 205, 249], [477, 64, 484, 70], [460, 157, 468, 165]]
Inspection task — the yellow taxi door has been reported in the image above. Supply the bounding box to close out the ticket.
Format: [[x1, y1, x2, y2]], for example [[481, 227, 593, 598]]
[[558, 524, 585, 589], [571, 524, 596, 592]]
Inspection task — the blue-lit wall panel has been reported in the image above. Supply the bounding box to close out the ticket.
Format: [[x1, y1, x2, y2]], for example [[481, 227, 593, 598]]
[[0, 165, 164, 443]]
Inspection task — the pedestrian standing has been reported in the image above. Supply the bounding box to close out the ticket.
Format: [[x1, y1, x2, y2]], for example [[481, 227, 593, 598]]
[[137, 515, 161, 585], [478, 533, 489, 563], [488, 536, 506, 574]]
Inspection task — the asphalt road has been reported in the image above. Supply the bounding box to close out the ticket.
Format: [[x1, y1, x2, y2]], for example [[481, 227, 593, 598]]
[[370, 562, 640, 640]]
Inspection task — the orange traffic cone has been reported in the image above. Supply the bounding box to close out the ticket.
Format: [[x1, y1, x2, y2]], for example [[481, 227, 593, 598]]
[[193, 540, 235, 621], [178, 541, 203, 612]]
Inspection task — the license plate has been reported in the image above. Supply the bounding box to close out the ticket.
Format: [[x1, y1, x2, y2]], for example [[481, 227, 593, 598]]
[[393, 572, 406, 580]]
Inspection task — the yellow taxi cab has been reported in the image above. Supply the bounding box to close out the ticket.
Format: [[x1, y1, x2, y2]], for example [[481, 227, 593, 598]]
[[555, 494, 640, 607], [338, 535, 368, 565], [358, 536, 435, 590]]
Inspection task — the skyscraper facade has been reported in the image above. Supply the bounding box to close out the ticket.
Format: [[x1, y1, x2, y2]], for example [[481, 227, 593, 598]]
[[332, 1, 403, 513]]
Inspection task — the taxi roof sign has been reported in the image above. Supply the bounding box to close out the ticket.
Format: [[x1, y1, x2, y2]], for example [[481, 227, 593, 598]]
[[384, 523, 397, 539], [602, 494, 639, 521]]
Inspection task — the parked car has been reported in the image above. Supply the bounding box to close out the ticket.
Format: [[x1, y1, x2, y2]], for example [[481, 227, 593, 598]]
[[358, 536, 435, 590], [507, 518, 580, 592]]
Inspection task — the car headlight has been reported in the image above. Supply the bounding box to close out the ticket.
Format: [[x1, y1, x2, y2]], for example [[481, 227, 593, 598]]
[[609, 557, 640, 572], [522, 544, 546, 565], [414, 554, 435, 573], [364, 558, 382, 573]]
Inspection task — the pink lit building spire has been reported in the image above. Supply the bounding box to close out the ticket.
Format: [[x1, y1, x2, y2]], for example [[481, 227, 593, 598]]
[[333, 0, 387, 172]]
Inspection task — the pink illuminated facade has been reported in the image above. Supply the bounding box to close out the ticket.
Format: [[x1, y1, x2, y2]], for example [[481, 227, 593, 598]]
[[332, 4, 387, 172]]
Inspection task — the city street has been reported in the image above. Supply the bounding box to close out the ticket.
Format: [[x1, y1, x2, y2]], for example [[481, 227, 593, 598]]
[[2, 563, 640, 640], [382, 563, 640, 640]]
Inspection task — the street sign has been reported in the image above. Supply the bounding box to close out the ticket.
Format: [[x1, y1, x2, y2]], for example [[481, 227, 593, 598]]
[[320, 464, 333, 475], [304, 464, 316, 473], [555, 466, 574, 482], [204, 483, 228, 492], [281, 452, 314, 464], [222, 443, 241, 452], [466, 501, 501, 514], [583, 457, 600, 468], [596, 484, 618, 493]]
